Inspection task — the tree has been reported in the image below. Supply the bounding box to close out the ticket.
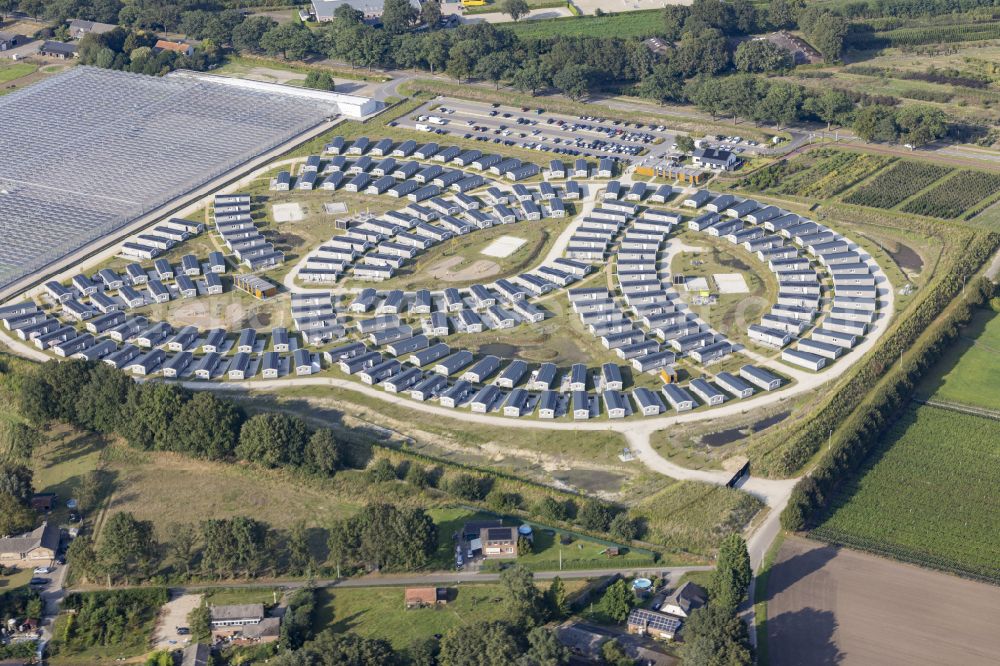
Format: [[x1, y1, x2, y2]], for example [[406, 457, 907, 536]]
[[446, 39, 477, 82], [77, 469, 115, 515], [304, 429, 344, 476], [718, 73, 761, 124], [679, 605, 753, 666], [852, 104, 898, 142], [0, 492, 35, 536], [608, 513, 639, 542], [118, 382, 189, 452], [676, 134, 696, 153], [0, 463, 33, 505], [601, 639, 636, 666], [0, 422, 41, 463], [755, 81, 802, 128], [518, 627, 569, 666], [304, 70, 335, 90], [805, 11, 848, 63], [734, 39, 793, 73], [895, 105, 947, 146], [334, 3, 365, 23], [500, 564, 546, 629], [405, 463, 429, 488], [169, 391, 242, 460], [710, 534, 752, 613], [535, 496, 568, 522], [201, 516, 269, 578], [675, 28, 730, 76], [420, 0, 442, 27], [288, 520, 315, 575], [502, 0, 530, 22], [382, 0, 419, 34], [231, 15, 276, 53], [409, 637, 441, 666], [545, 577, 569, 619], [766, 0, 802, 29], [511, 61, 547, 96], [636, 65, 684, 105], [476, 51, 514, 90], [98, 512, 157, 584], [577, 498, 614, 532], [283, 629, 399, 665], [328, 503, 437, 572], [188, 603, 211, 640], [368, 457, 398, 482], [811, 88, 854, 130], [440, 621, 522, 666], [486, 489, 521, 513], [166, 522, 198, 577], [260, 22, 316, 60], [74, 363, 133, 433], [236, 412, 310, 468], [447, 473, 485, 500], [601, 579, 635, 623], [552, 64, 593, 101]]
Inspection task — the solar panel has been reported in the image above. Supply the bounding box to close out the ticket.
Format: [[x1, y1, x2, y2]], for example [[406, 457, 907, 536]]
[[629, 608, 681, 633]]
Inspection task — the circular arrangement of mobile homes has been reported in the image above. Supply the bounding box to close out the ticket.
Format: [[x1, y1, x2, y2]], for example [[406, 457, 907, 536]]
[[6, 128, 892, 424]]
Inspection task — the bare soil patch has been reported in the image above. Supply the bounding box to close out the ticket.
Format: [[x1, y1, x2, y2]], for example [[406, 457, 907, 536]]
[[427, 256, 501, 282], [767, 536, 1000, 666]]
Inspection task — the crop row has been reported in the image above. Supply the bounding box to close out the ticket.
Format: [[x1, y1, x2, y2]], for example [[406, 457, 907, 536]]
[[901, 170, 1000, 219], [848, 20, 1000, 48], [814, 405, 1000, 579], [843, 161, 952, 209], [785, 153, 896, 200]]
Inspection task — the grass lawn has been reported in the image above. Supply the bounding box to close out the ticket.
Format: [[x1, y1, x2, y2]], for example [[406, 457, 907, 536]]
[[0, 567, 34, 595], [916, 306, 1000, 411], [669, 231, 777, 349], [313, 579, 588, 654], [201, 586, 281, 608], [0, 62, 37, 84], [812, 405, 1000, 581], [342, 216, 570, 291]]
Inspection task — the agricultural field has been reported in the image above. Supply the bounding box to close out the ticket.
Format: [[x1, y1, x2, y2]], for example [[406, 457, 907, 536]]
[[736, 150, 896, 200], [812, 405, 1000, 582], [916, 306, 1000, 411], [507, 9, 665, 40], [900, 170, 1000, 220], [842, 161, 952, 209], [0, 62, 36, 85]]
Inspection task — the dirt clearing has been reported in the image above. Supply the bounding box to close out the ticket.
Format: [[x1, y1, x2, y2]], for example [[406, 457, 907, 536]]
[[152, 592, 202, 649], [766, 536, 1000, 666]]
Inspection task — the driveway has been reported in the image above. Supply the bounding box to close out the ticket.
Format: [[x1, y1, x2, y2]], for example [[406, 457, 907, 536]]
[[152, 592, 203, 650]]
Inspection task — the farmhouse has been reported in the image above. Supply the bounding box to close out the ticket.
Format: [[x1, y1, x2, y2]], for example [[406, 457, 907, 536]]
[[0, 522, 60, 565], [627, 608, 681, 641]]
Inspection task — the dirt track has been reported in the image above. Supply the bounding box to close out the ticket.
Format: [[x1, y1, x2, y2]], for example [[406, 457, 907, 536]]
[[767, 536, 1000, 666]]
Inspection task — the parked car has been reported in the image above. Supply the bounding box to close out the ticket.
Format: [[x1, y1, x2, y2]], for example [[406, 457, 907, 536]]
[[29, 577, 50, 586], [33, 567, 52, 575]]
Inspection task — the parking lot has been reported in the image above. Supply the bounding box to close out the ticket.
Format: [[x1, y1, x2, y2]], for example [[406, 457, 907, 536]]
[[396, 99, 768, 168], [396, 99, 680, 165]]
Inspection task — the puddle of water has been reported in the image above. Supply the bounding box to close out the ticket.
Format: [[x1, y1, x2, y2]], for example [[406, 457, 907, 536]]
[[887, 242, 923, 274], [553, 469, 625, 494], [701, 411, 791, 447], [479, 342, 521, 358]]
